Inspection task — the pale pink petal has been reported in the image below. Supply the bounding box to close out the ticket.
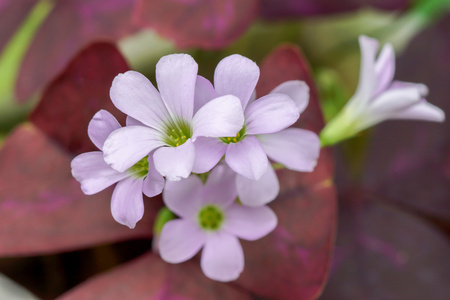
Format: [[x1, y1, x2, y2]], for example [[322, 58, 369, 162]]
[[71, 152, 128, 195], [374, 43, 395, 96], [194, 75, 218, 113], [156, 54, 198, 120], [163, 174, 204, 219], [201, 232, 244, 282], [214, 54, 260, 109], [390, 80, 428, 96], [363, 86, 422, 127], [236, 165, 279, 207], [126, 116, 145, 126], [390, 100, 445, 122], [224, 204, 277, 240], [270, 80, 310, 114], [110, 71, 169, 130], [142, 156, 165, 198], [88, 110, 121, 150], [202, 164, 237, 208], [153, 139, 195, 181], [258, 128, 320, 172], [111, 177, 145, 229], [103, 126, 165, 173], [192, 95, 244, 138], [225, 136, 268, 180], [192, 137, 227, 174], [159, 219, 206, 263], [245, 93, 299, 135]]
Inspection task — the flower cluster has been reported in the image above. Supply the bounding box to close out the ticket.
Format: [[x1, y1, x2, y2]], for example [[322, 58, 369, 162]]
[[71, 53, 320, 281]]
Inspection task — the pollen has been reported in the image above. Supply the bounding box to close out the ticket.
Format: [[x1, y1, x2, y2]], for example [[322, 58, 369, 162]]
[[128, 156, 149, 178], [220, 126, 246, 144], [164, 120, 192, 147]]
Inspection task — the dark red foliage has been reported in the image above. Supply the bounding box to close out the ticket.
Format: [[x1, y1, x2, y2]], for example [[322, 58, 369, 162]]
[[15, 0, 138, 102], [30, 42, 129, 155], [135, 0, 259, 49]]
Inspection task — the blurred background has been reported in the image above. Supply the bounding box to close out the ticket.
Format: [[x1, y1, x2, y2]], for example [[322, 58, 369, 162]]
[[0, 0, 448, 299]]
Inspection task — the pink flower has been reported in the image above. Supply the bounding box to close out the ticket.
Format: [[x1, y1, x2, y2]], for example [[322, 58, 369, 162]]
[[102, 54, 244, 181], [71, 110, 164, 229], [191, 54, 320, 206], [159, 164, 277, 282]]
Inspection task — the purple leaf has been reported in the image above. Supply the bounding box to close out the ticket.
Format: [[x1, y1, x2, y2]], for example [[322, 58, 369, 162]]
[[29, 42, 129, 155], [135, 0, 259, 49], [59, 253, 252, 299], [16, 0, 138, 102], [0, 125, 159, 257]]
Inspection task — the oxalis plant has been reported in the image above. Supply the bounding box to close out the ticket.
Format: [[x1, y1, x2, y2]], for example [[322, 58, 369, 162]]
[[0, 0, 448, 299]]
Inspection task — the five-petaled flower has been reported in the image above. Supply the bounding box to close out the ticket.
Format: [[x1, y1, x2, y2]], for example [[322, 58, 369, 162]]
[[320, 35, 445, 146], [102, 54, 245, 181], [71, 110, 164, 229], [191, 54, 320, 206], [159, 165, 277, 282]]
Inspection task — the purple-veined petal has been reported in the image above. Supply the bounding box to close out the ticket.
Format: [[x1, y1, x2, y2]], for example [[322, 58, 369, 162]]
[[224, 204, 277, 240], [153, 139, 195, 181], [390, 99, 445, 122], [71, 151, 128, 195], [142, 156, 165, 198], [214, 54, 260, 109], [270, 80, 310, 114], [194, 75, 218, 113], [201, 232, 244, 282], [202, 164, 237, 209], [363, 86, 422, 127], [236, 165, 279, 207], [156, 54, 198, 121], [258, 128, 320, 172], [192, 137, 227, 174], [374, 43, 395, 96], [245, 93, 299, 135], [88, 110, 121, 150], [159, 219, 206, 263], [126, 116, 145, 127], [192, 95, 244, 138], [225, 136, 268, 180], [103, 126, 165, 173], [110, 71, 169, 130], [111, 177, 145, 229], [163, 174, 204, 219]]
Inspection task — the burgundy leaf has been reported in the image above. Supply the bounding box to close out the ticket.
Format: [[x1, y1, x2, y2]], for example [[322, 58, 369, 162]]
[[30, 42, 129, 155], [16, 0, 138, 102], [259, 0, 410, 20], [0, 0, 37, 52], [321, 201, 450, 299], [59, 253, 252, 299], [135, 0, 259, 49], [234, 45, 337, 300], [0, 124, 158, 257]]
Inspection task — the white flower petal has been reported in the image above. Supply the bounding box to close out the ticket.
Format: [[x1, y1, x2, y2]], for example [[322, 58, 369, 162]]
[[214, 54, 260, 109], [374, 43, 395, 96], [110, 71, 168, 130], [390, 99, 445, 122], [202, 164, 237, 209], [153, 139, 195, 181], [111, 177, 145, 229], [224, 204, 277, 240], [270, 80, 310, 114], [142, 156, 165, 198], [201, 232, 244, 282], [71, 152, 128, 195], [160, 219, 206, 263], [245, 93, 299, 135], [88, 110, 121, 150], [156, 54, 198, 121], [103, 126, 165, 173], [236, 165, 279, 207], [192, 95, 244, 138], [192, 137, 227, 174], [194, 75, 218, 113], [163, 174, 204, 219], [258, 128, 320, 172], [225, 136, 268, 180]]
